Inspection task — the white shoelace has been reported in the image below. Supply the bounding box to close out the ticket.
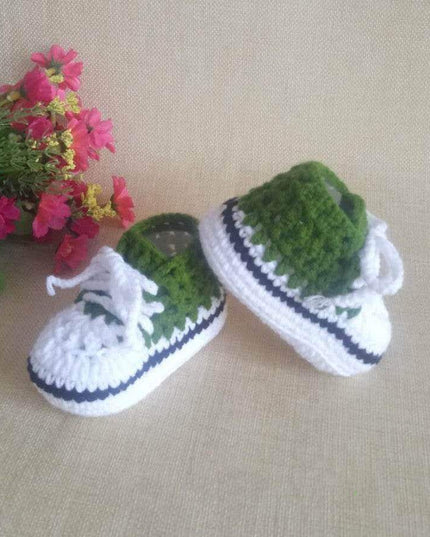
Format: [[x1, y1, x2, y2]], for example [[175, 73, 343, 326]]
[[303, 213, 404, 310], [46, 246, 164, 345]]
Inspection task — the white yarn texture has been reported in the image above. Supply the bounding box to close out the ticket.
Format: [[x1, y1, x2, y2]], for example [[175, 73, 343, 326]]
[[199, 201, 404, 376], [47, 246, 164, 344], [29, 247, 227, 416]]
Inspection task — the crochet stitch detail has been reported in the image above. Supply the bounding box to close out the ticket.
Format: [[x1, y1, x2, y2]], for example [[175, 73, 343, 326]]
[[238, 161, 367, 297], [28, 296, 226, 403], [221, 198, 381, 364], [111, 213, 221, 344]]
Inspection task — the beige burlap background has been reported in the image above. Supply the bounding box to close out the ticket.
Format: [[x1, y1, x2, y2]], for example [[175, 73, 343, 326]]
[[0, 2, 429, 536]]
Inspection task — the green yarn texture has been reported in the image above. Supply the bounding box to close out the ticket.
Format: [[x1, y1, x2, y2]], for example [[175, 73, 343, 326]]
[[239, 161, 367, 297], [78, 213, 221, 345]]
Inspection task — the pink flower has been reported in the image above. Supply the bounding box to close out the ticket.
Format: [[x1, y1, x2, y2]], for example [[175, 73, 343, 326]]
[[67, 118, 90, 172], [26, 117, 53, 139], [22, 67, 56, 105], [31, 45, 83, 91], [54, 233, 88, 273], [0, 197, 20, 239], [0, 80, 20, 95], [71, 216, 99, 238], [80, 107, 115, 159], [34, 229, 56, 244], [111, 176, 135, 229], [32, 194, 71, 238], [61, 62, 83, 91], [63, 179, 88, 205], [1, 68, 54, 107]]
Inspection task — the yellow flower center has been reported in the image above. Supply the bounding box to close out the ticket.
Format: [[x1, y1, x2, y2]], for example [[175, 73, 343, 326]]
[[62, 149, 76, 170], [45, 134, 60, 148], [47, 97, 66, 115], [81, 184, 117, 221], [66, 92, 80, 113], [6, 90, 21, 102], [61, 129, 73, 148], [49, 74, 64, 84]]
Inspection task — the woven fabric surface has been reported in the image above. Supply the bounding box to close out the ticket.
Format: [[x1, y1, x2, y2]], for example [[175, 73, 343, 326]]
[[0, 1, 429, 536]]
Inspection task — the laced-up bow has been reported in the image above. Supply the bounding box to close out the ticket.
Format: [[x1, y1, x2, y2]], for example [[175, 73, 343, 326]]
[[46, 247, 164, 345]]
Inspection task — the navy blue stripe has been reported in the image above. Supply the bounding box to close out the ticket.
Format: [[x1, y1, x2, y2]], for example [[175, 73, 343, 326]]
[[28, 297, 226, 403], [223, 198, 381, 365]]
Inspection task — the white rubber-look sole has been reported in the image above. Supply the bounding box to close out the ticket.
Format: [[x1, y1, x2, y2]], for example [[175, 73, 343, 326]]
[[199, 204, 373, 377], [35, 303, 227, 417]]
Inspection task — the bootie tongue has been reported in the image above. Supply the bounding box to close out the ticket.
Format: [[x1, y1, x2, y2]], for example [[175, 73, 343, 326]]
[[238, 161, 367, 297], [116, 213, 222, 343], [116, 214, 198, 276]]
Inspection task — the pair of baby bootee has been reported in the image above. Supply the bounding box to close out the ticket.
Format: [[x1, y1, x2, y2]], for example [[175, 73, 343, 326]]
[[28, 162, 404, 416]]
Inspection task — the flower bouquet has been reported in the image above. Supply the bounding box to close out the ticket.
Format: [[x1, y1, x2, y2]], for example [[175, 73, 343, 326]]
[[0, 45, 134, 288]]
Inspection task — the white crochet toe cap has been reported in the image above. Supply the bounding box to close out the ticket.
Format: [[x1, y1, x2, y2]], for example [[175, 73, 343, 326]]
[[29, 302, 147, 394], [336, 293, 392, 358]]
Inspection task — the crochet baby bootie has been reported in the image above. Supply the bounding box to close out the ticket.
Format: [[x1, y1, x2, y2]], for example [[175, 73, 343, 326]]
[[28, 214, 226, 416], [199, 162, 403, 376]]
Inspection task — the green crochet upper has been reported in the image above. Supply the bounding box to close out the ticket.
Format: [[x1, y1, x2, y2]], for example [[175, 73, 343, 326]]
[[77, 213, 221, 345], [239, 162, 367, 297]]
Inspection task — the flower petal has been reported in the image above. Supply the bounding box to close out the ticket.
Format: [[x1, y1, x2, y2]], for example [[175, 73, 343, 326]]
[[30, 52, 47, 67]]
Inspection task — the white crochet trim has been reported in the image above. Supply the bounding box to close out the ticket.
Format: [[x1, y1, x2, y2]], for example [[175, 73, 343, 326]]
[[33, 298, 227, 417], [199, 203, 396, 376], [232, 205, 403, 317]]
